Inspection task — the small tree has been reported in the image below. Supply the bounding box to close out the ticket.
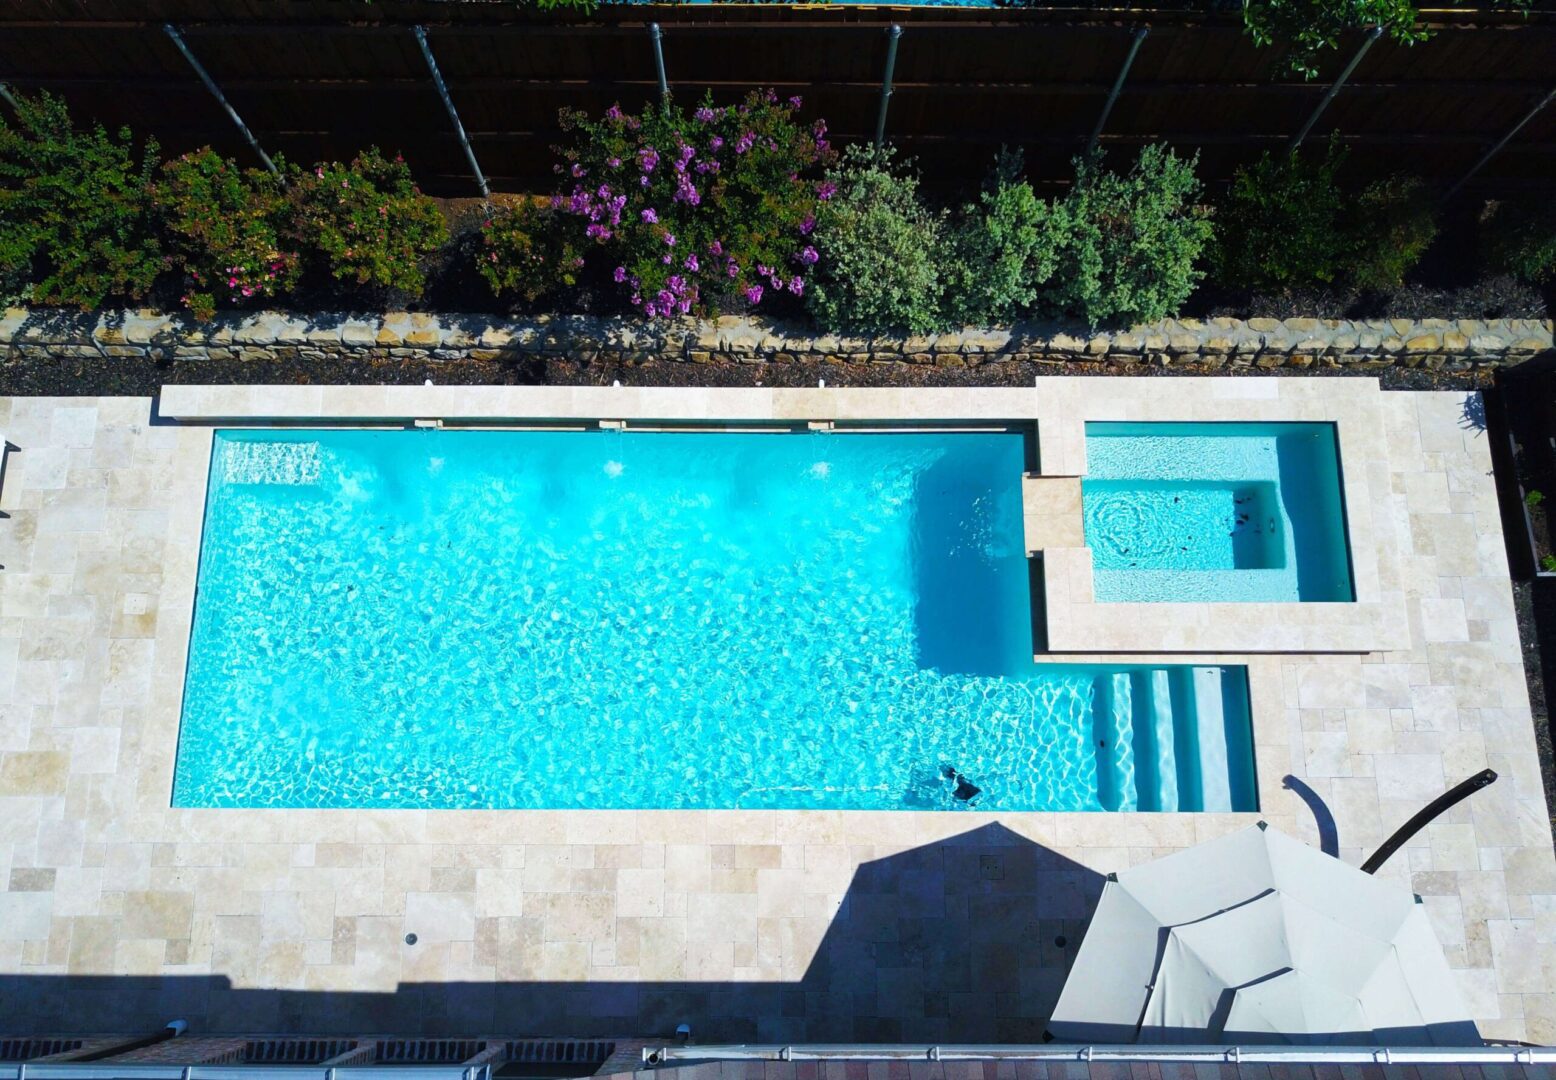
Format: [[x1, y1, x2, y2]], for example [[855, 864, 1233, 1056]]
[[942, 150, 1063, 326], [1043, 145, 1212, 326], [805, 145, 946, 335], [0, 91, 162, 309], [1212, 140, 1348, 292]]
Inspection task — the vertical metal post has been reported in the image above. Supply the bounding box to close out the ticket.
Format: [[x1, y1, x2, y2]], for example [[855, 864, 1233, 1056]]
[[1288, 25, 1382, 154], [412, 25, 490, 199], [648, 24, 669, 112], [1446, 85, 1556, 200], [162, 24, 277, 175], [874, 25, 902, 149], [1088, 27, 1147, 156]]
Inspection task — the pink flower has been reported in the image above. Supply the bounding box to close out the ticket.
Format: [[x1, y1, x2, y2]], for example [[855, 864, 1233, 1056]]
[[683, 253, 700, 272], [641, 208, 658, 224], [744, 284, 763, 304], [663, 233, 676, 247]]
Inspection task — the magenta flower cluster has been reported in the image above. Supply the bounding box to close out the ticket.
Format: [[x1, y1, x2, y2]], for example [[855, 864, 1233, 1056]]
[[550, 89, 836, 319]]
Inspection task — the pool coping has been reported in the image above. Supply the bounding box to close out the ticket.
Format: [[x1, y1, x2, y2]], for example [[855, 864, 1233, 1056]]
[[3, 383, 1550, 1042]]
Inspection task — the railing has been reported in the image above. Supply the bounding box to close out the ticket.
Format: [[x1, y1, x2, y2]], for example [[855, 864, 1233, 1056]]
[[641, 1043, 1556, 1066], [0, 1067, 492, 1080]]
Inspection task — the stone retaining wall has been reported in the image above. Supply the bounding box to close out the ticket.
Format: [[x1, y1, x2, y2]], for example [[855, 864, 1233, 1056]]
[[2, 308, 1551, 370]]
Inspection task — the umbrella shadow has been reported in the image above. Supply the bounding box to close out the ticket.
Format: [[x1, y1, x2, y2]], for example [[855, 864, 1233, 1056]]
[[0, 822, 1105, 1044]]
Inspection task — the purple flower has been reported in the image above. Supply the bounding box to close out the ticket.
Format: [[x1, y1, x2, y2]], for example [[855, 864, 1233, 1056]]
[[605, 104, 623, 121], [571, 163, 587, 178], [683, 253, 700, 272], [797, 245, 819, 265], [771, 276, 785, 292], [695, 106, 716, 123], [709, 135, 724, 151], [639, 148, 660, 173], [727, 260, 739, 278], [585, 224, 612, 241], [662, 253, 673, 264], [657, 289, 675, 307], [788, 276, 804, 296], [709, 240, 723, 256], [607, 156, 621, 168], [640, 176, 650, 188], [756, 264, 772, 278], [745, 284, 764, 305], [817, 181, 837, 201], [663, 233, 676, 247], [735, 132, 755, 154], [789, 95, 803, 108], [799, 215, 815, 236], [641, 208, 659, 224], [666, 276, 685, 294], [613, 266, 627, 283], [643, 301, 657, 317]]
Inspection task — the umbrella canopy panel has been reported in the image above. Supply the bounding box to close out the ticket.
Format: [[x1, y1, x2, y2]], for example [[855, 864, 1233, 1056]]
[[1048, 824, 1479, 1046]]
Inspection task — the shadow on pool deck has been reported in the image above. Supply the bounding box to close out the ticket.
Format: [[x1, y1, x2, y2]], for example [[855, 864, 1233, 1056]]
[[0, 823, 1103, 1043]]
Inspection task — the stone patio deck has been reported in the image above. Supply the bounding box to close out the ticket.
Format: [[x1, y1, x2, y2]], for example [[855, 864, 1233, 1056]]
[[0, 381, 1552, 1044]]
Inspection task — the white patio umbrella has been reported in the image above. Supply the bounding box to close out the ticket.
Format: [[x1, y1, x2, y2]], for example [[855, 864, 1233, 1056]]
[[1047, 822, 1478, 1046]]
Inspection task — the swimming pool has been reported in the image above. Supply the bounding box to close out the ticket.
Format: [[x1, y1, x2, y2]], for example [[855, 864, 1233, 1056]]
[[1082, 422, 1354, 603], [174, 429, 1256, 812]]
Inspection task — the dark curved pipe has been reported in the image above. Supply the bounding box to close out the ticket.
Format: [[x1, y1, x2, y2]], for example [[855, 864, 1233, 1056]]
[[1361, 768, 1497, 874]]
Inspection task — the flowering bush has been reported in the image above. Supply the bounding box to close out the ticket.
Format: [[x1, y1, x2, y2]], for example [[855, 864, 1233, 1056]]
[[477, 199, 585, 304], [285, 148, 447, 297], [151, 147, 298, 321], [550, 89, 834, 317], [0, 91, 162, 310]]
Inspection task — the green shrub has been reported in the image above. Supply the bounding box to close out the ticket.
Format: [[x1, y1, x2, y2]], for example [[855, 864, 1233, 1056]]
[[285, 148, 447, 296], [1043, 145, 1211, 326], [152, 147, 298, 321], [806, 145, 945, 334], [1346, 175, 1437, 291], [942, 150, 1062, 326], [551, 90, 833, 317], [0, 90, 162, 310], [1482, 198, 1556, 284], [478, 199, 585, 304], [1213, 141, 1347, 291]]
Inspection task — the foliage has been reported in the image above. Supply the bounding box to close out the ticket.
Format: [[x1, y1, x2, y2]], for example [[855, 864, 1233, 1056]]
[[805, 144, 946, 334], [1542, 554, 1556, 574], [1214, 141, 1437, 293], [1242, 0, 1427, 79], [1042, 145, 1212, 326], [0, 90, 162, 310], [1212, 140, 1347, 291], [1482, 198, 1556, 285], [1527, 490, 1545, 509], [1346, 175, 1437, 291], [284, 148, 447, 296], [151, 147, 298, 321], [941, 150, 1062, 326], [477, 199, 585, 303], [550, 89, 833, 317]]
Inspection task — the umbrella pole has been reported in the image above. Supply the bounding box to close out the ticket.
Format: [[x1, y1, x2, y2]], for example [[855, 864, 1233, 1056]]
[[1360, 768, 1497, 874]]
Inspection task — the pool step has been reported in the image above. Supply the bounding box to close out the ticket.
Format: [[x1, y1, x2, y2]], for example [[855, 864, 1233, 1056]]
[[1190, 666, 1234, 812], [1094, 673, 1138, 812], [1146, 669, 1180, 812]]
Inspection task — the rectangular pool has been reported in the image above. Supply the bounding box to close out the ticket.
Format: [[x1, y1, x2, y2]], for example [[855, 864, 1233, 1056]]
[[175, 429, 1256, 812], [1082, 422, 1354, 603]]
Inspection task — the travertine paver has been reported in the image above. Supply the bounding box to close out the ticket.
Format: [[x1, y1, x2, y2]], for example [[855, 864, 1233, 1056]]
[[0, 383, 1552, 1044]]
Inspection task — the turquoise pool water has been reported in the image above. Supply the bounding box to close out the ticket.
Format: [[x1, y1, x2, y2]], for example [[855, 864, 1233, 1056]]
[[1083, 422, 1354, 604], [175, 429, 1256, 812]]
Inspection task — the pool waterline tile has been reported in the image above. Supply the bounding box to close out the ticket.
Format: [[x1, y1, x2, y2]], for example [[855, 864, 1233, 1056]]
[[1, 381, 1552, 1044]]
